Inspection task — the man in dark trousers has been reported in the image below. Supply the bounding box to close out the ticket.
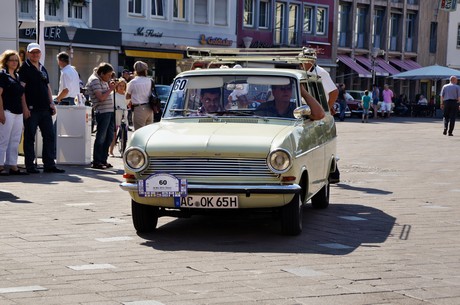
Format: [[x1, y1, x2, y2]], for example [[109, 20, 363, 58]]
[[440, 76, 460, 136], [18, 43, 65, 174]]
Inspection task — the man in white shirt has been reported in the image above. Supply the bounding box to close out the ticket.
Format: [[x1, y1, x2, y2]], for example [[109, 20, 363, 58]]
[[55, 52, 80, 105], [301, 59, 341, 183]]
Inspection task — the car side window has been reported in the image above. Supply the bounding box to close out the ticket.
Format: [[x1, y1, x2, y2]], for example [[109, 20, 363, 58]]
[[304, 81, 328, 111]]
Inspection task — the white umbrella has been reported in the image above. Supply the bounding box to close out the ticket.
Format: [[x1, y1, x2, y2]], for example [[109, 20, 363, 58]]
[[392, 64, 460, 80]]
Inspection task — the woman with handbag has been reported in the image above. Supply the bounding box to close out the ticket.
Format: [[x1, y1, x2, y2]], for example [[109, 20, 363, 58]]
[[125, 61, 153, 130], [0, 50, 29, 175]]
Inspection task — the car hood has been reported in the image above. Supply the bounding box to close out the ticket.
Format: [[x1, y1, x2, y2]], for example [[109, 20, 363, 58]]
[[134, 119, 295, 158]]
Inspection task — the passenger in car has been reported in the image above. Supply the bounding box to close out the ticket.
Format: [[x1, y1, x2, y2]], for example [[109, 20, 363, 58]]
[[255, 83, 324, 120]]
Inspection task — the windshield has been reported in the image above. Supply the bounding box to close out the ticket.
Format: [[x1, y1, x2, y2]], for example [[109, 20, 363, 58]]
[[164, 75, 299, 119]]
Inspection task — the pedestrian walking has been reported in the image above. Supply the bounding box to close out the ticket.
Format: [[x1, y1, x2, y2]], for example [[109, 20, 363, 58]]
[[18, 43, 65, 174], [381, 84, 394, 118], [361, 90, 371, 123], [338, 83, 347, 121], [440, 76, 460, 136], [0, 50, 29, 175], [125, 61, 154, 130], [371, 84, 380, 118], [55, 52, 80, 105], [86, 62, 116, 169]]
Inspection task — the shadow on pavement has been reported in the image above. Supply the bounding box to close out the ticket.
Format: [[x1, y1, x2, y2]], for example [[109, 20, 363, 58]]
[[337, 183, 392, 195], [0, 190, 33, 204], [0, 166, 124, 185], [138, 203, 396, 255]]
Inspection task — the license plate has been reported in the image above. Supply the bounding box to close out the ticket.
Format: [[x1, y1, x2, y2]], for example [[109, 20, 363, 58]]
[[179, 195, 238, 208]]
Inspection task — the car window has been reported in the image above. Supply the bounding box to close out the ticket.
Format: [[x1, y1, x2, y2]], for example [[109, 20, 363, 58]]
[[304, 80, 328, 111], [347, 91, 363, 100], [164, 75, 299, 119]]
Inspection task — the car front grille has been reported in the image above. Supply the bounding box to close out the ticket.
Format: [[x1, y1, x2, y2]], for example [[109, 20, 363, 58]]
[[140, 158, 279, 183]]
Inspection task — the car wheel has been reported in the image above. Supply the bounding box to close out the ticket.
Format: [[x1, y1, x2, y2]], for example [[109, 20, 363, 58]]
[[311, 181, 330, 209], [131, 200, 159, 233], [281, 193, 303, 236]]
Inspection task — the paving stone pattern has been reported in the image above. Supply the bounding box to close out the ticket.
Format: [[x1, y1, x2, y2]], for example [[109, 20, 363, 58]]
[[0, 117, 459, 305]]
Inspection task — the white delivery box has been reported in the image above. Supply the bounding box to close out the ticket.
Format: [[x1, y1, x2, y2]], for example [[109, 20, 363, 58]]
[[56, 106, 92, 165]]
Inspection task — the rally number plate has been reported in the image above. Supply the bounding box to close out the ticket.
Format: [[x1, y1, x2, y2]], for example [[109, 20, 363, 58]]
[[138, 173, 187, 197], [179, 195, 238, 209]]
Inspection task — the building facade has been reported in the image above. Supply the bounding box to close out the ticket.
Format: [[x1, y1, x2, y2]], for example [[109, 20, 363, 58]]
[[17, 0, 121, 94], [13, 0, 455, 102], [119, 0, 237, 85], [335, 0, 449, 102]]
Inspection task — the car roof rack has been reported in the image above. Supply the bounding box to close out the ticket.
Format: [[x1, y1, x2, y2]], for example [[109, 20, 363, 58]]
[[185, 46, 317, 69]]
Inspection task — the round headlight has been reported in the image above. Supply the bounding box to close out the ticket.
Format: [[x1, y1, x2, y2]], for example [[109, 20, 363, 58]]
[[123, 147, 148, 172], [267, 149, 292, 173]]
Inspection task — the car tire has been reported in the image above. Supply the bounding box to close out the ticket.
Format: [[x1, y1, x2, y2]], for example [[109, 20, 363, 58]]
[[131, 200, 159, 233], [281, 193, 303, 236], [311, 181, 330, 209]]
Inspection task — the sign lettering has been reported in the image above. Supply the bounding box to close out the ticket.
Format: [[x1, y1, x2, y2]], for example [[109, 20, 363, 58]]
[[199, 34, 233, 47]]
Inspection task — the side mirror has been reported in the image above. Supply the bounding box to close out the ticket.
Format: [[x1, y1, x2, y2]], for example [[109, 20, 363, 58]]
[[293, 105, 311, 119]]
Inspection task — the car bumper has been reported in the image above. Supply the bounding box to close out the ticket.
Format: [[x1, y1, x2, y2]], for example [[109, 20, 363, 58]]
[[120, 182, 301, 195]]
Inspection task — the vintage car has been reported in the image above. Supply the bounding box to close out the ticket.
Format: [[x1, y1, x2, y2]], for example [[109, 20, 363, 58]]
[[120, 67, 337, 235]]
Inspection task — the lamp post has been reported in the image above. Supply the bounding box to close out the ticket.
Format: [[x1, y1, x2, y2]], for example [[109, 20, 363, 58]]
[[66, 26, 77, 61], [371, 47, 380, 85]]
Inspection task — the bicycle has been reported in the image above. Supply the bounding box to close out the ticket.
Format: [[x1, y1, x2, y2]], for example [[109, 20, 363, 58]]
[[116, 109, 128, 155]]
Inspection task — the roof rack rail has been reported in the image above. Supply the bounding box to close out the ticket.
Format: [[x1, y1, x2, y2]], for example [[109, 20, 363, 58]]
[[185, 47, 317, 68]]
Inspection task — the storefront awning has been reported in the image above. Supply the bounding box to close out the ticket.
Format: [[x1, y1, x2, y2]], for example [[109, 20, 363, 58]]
[[355, 56, 388, 76], [375, 58, 401, 75], [390, 58, 422, 71], [125, 50, 183, 60], [337, 55, 372, 78]]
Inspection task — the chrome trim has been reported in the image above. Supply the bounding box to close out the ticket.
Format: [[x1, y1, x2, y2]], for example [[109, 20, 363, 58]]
[[120, 182, 301, 194]]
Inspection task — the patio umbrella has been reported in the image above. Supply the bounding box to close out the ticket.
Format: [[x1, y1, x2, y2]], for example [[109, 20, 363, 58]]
[[392, 65, 460, 103], [392, 64, 460, 80]]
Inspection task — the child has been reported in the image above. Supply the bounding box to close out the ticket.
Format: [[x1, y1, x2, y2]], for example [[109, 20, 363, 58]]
[[109, 79, 128, 156], [361, 90, 371, 123]]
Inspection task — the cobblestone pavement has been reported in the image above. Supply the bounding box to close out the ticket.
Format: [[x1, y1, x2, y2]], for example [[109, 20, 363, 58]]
[[0, 117, 459, 305]]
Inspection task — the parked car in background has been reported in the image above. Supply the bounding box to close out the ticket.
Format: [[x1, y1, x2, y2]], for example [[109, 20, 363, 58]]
[[155, 84, 172, 109], [120, 63, 338, 236], [346, 90, 368, 117], [152, 84, 172, 122]]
